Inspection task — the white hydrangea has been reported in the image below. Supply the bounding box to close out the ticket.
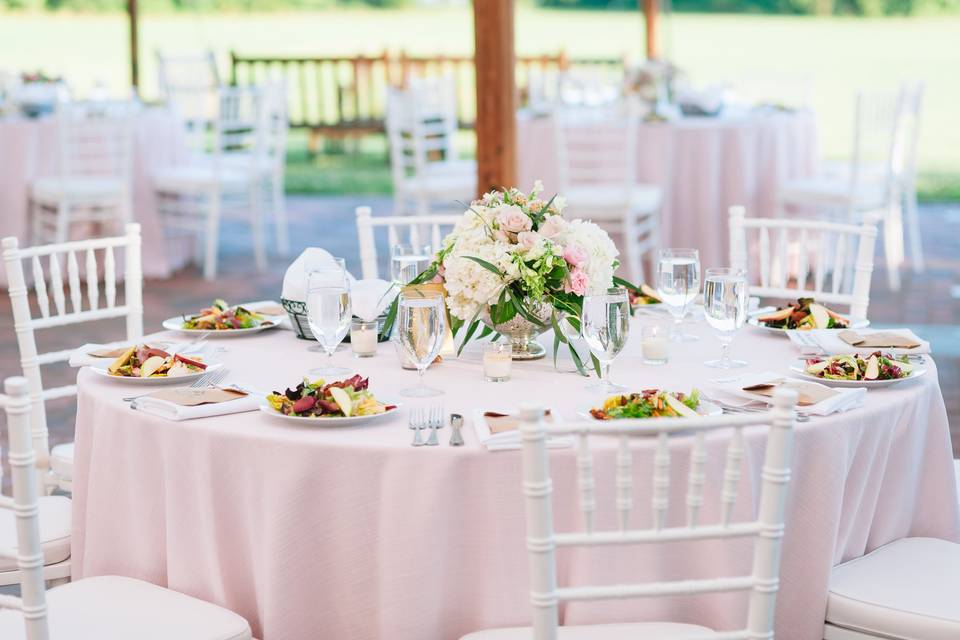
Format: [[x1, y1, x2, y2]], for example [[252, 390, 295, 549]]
[[557, 219, 619, 294], [441, 225, 518, 321]]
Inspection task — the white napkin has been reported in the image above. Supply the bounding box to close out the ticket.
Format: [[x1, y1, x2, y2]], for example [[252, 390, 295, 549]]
[[351, 279, 398, 322], [243, 300, 293, 331], [786, 328, 930, 356], [131, 391, 260, 421], [704, 371, 866, 417], [281, 248, 357, 303], [471, 409, 573, 451], [69, 341, 209, 368]]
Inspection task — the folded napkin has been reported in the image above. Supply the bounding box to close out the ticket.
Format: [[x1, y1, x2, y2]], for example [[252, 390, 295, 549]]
[[69, 340, 171, 367], [351, 279, 398, 322], [472, 409, 573, 451], [787, 328, 930, 356], [281, 248, 357, 304], [705, 371, 866, 416], [242, 300, 292, 330], [131, 387, 260, 421]]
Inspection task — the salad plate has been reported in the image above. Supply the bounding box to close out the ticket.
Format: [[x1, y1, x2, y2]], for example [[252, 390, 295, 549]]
[[582, 389, 722, 421], [790, 353, 926, 388], [748, 297, 869, 334], [88, 352, 222, 386], [260, 375, 399, 426], [162, 299, 285, 337]]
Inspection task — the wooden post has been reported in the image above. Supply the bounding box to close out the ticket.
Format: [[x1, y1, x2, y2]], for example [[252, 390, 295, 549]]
[[473, 0, 517, 194], [642, 0, 659, 60], [128, 0, 140, 93]]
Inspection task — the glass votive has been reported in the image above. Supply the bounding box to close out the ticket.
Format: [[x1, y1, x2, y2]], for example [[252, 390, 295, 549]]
[[482, 341, 512, 382], [350, 319, 379, 358], [641, 323, 670, 365]]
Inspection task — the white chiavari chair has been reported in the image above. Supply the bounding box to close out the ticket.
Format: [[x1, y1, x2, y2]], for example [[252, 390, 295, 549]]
[[461, 388, 798, 640], [154, 86, 270, 280], [0, 376, 255, 640], [729, 206, 879, 321], [777, 87, 904, 290], [354, 206, 459, 280], [30, 100, 135, 245], [386, 75, 475, 217], [1, 223, 143, 502], [156, 50, 221, 155], [554, 105, 661, 284], [896, 80, 925, 275]]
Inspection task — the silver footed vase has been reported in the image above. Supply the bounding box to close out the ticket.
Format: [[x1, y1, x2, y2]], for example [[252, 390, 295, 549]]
[[480, 299, 552, 361]]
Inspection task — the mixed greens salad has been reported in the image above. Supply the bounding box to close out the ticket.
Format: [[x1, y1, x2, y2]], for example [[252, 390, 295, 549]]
[[182, 299, 271, 331], [108, 345, 207, 378], [590, 389, 702, 420], [757, 297, 849, 330], [266, 375, 395, 418], [804, 352, 914, 381], [628, 283, 662, 306]]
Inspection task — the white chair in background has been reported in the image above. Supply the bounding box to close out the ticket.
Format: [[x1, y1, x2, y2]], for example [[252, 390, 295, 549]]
[[1, 223, 143, 500], [554, 105, 661, 284], [30, 100, 135, 245], [895, 80, 925, 275], [461, 389, 798, 639], [0, 376, 254, 640], [777, 87, 905, 290], [354, 206, 459, 280], [154, 86, 274, 280], [386, 75, 476, 217], [729, 206, 878, 320], [156, 50, 221, 154]]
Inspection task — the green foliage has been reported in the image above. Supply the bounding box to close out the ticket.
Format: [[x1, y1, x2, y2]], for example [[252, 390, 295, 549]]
[[537, 0, 960, 14]]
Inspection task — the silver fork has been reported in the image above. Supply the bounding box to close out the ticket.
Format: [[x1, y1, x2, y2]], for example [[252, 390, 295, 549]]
[[410, 408, 424, 447], [425, 405, 441, 446], [123, 367, 228, 402], [722, 405, 811, 423]]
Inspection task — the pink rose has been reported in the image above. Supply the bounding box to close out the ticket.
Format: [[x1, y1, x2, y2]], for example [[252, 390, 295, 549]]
[[564, 268, 589, 296], [539, 215, 567, 240], [562, 244, 588, 268], [496, 205, 532, 234], [516, 231, 542, 252]]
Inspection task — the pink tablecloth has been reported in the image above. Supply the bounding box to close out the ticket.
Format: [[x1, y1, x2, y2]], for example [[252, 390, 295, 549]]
[[518, 109, 818, 269], [0, 108, 192, 284], [71, 320, 958, 640]]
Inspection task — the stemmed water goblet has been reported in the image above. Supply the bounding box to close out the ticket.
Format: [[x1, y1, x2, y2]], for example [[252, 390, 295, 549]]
[[657, 248, 701, 343], [581, 286, 630, 393], [396, 290, 446, 398], [702, 267, 749, 368], [305, 268, 352, 377], [391, 243, 433, 288]]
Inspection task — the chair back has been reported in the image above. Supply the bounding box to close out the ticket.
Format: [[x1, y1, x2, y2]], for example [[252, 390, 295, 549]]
[[518, 389, 797, 640], [554, 104, 638, 197], [258, 82, 289, 175], [1, 224, 143, 487], [895, 81, 924, 188], [557, 68, 622, 108], [54, 99, 135, 185], [355, 206, 459, 280], [729, 206, 878, 319], [156, 50, 221, 153], [847, 88, 904, 203], [385, 75, 459, 187], [0, 376, 50, 640]]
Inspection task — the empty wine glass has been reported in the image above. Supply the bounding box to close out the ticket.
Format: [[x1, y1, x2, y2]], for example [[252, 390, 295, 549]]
[[581, 287, 630, 393], [657, 248, 701, 343], [703, 267, 749, 368], [306, 269, 352, 377], [391, 244, 433, 288], [396, 291, 446, 397]]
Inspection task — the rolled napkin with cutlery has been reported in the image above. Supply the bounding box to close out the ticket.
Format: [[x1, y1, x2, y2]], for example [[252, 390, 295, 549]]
[[706, 371, 866, 416], [472, 408, 572, 451], [131, 386, 260, 421], [787, 328, 930, 356]]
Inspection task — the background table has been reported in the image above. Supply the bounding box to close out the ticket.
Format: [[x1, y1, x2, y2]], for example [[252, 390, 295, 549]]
[[0, 108, 192, 285], [72, 319, 958, 640], [517, 109, 818, 269]]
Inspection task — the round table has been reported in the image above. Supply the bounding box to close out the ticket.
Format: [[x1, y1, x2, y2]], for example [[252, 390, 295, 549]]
[[71, 319, 958, 640], [0, 108, 192, 284], [517, 108, 818, 270]]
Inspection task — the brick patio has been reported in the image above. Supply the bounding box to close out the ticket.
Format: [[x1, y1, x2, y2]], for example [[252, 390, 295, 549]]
[[0, 196, 957, 487]]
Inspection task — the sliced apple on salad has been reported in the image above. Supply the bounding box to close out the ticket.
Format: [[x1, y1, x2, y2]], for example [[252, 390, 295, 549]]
[[803, 351, 914, 381], [757, 297, 850, 330]]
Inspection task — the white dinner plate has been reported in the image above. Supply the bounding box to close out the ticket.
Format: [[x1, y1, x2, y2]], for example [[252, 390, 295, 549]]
[[258, 402, 401, 426], [161, 314, 285, 337], [747, 313, 870, 334], [579, 397, 723, 420], [788, 364, 927, 388], [86, 361, 224, 385]]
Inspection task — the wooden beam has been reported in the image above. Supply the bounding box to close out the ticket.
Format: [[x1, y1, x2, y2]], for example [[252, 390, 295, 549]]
[[642, 0, 659, 60], [473, 0, 517, 194], [128, 0, 140, 93]]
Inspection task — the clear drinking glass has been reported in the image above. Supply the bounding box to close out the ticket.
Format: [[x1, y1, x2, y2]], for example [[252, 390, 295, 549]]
[[581, 287, 630, 393], [390, 244, 433, 287], [703, 267, 749, 368], [305, 269, 352, 377], [657, 248, 701, 343], [396, 291, 446, 397], [304, 261, 347, 353]]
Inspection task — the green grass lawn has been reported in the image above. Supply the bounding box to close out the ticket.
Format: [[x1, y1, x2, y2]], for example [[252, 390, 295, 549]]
[[1, 7, 957, 198]]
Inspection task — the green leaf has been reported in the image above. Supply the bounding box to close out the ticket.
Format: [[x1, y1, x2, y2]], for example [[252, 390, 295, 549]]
[[613, 275, 641, 292], [379, 297, 399, 340], [568, 343, 589, 377], [477, 325, 494, 340], [590, 353, 603, 378], [456, 302, 487, 357], [464, 256, 505, 279]]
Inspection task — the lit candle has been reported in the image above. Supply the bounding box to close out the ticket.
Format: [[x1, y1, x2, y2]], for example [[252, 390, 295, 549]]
[[350, 320, 378, 358], [641, 323, 669, 365], [483, 342, 512, 382]]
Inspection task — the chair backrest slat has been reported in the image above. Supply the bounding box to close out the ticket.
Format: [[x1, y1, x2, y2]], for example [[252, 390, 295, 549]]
[[48, 254, 65, 317], [685, 431, 707, 527], [615, 434, 633, 531], [104, 246, 116, 308], [721, 427, 745, 526], [355, 206, 460, 280], [30, 257, 49, 319], [66, 250, 81, 314], [652, 431, 670, 530], [85, 248, 99, 311], [576, 432, 595, 534]]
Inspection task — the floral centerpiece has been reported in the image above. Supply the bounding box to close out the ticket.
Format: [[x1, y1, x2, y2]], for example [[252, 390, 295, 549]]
[[382, 182, 634, 374]]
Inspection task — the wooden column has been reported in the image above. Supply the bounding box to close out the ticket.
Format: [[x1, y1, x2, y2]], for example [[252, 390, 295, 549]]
[[128, 0, 140, 93], [473, 0, 517, 194], [642, 0, 659, 60]]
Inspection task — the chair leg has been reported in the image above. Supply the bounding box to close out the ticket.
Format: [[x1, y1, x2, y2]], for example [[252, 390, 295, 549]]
[[203, 190, 221, 281], [272, 177, 289, 256], [30, 199, 42, 244], [250, 185, 267, 272], [55, 201, 70, 244], [904, 188, 924, 273]]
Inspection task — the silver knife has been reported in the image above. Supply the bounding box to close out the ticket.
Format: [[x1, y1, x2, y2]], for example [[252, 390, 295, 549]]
[[449, 413, 465, 446]]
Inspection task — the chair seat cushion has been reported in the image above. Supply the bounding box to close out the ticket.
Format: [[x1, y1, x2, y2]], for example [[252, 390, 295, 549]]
[[51, 441, 74, 481], [564, 184, 662, 218], [31, 177, 125, 205], [153, 164, 250, 192], [0, 495, 71, 572], [827, 537, 960, 640], [0, 575, 251, 640], [778, 174, 887, 210], [461, 621, 716, 640]]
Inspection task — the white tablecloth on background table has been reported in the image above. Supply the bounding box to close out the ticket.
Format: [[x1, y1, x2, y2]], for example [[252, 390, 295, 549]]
[[71, 319, 958, 640], [517, 108, 818, 270], [0, 108, 193, 285]]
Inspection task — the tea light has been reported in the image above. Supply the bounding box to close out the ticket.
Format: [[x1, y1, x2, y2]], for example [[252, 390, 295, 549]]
[[483, 342, 512, 382], [350, 320, 378, 358], [641, 323, 670, 365]]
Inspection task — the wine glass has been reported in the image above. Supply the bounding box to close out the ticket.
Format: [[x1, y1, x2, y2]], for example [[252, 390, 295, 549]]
[[703, 267, 749, 368], [304, 261, 347, 352], [396, 291, 446, 397], [305, 269, 352, 377], [391, 243, 433, 288], [657, 248, 701, 343], [581, 287, 630, 393]]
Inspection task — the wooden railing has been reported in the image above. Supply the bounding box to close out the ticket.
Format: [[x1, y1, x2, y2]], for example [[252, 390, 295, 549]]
[[230, 51, 623, 140]]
